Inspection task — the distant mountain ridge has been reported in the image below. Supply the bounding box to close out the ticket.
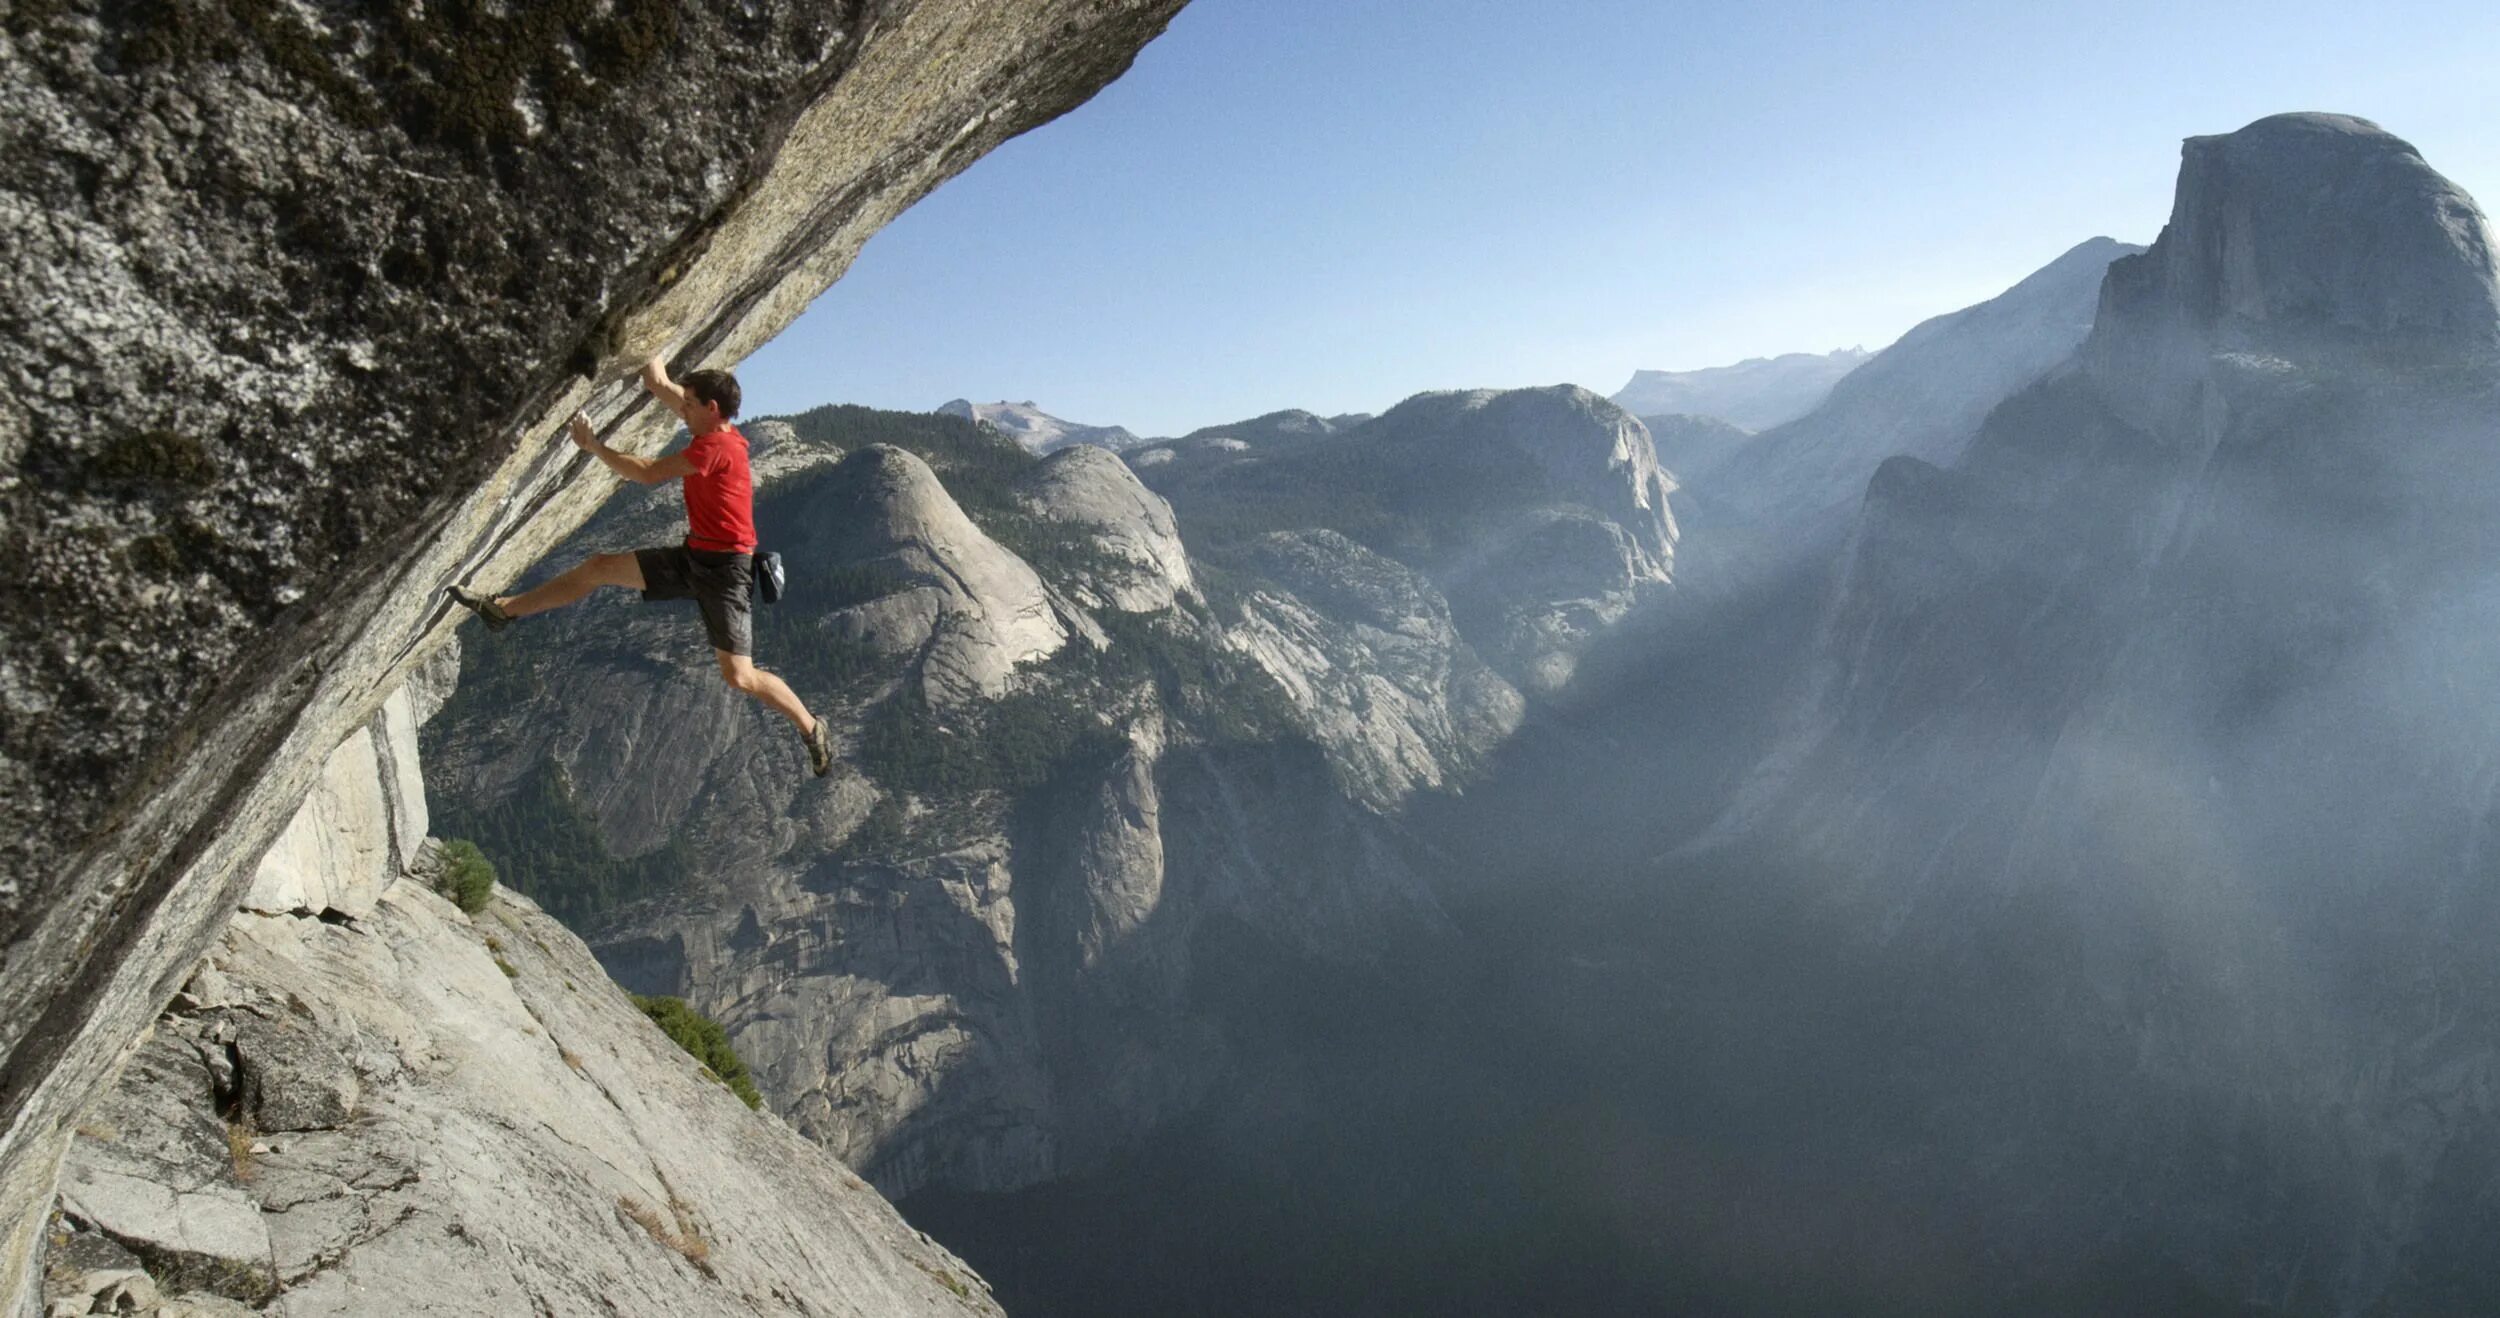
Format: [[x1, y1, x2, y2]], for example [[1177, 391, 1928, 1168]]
[[1176, 408, 1345, 446], [1696, 236, 2142, 526], [936, 398, 1140, 454], [1611, 347, 1871, 431]]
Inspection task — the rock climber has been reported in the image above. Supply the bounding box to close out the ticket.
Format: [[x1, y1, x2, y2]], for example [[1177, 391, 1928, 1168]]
[[447, 356, 834, 777]]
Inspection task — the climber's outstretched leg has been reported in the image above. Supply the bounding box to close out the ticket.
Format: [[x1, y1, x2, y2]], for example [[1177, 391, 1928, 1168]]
[[447, 552, 642, 631], [718, 649, 833, 777], [499, 552, 644, 618], [716, 649, 811, 730]]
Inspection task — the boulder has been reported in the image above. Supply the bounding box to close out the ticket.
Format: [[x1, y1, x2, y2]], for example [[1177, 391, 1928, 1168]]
[[232, 1020, 359, 1133]]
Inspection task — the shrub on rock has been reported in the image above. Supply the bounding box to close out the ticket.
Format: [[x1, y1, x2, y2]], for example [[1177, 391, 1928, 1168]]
[[437, 838, 498, 914], [634, 995, 763, 1110]]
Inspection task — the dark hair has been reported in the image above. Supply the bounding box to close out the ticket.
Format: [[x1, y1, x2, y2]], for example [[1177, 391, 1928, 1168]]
[[681, 368, 741, 420]]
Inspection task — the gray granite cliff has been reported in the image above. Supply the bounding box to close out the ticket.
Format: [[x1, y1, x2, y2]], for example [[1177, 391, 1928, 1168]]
[[42, 651, 997, 1315], [2087, 111, 2500, 430], [1137, 385, 1678, 694], [1019, 444, 1197, 613], [0, 0, 1184, 1303]]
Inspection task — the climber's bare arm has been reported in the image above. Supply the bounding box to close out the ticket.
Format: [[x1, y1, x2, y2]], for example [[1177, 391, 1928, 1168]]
[[642, 355, 694, 415], [569, 409, 695, 485]]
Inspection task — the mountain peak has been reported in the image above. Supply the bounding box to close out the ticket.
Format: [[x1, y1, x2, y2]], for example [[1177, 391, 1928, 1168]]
[[1175, 408, 1339, 446], [2097, 112, 2500, 361], [2205, 110, 2397, 147], [1368, 384, 1674, 559], [929, 399, 1138, 455]]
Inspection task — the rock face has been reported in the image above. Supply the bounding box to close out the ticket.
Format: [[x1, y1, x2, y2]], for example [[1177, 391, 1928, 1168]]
[[2087, 112, 2500, 430], [936, 399, 1140, 454], [238, 650, 455, 923], [0, 5, 1185, 1295], [1680, 113, 2500, 1309], [47, 697, 996, 1315], [808, 446, 1072, 704], [1224, 531, 1524, 809], [1611, 347, 1871, 431], [1018, 443, 1197, 613], [2153, 113, 2499, 335], [1140, 385, 1679, 694], [1360, 387, 1678, 692]]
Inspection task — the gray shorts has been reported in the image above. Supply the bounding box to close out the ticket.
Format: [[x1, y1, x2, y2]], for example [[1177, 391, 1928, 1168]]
[[636, 546, 753, 656]]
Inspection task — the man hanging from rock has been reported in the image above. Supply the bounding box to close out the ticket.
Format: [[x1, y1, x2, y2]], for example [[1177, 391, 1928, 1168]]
[[448, 356, 835, 777]]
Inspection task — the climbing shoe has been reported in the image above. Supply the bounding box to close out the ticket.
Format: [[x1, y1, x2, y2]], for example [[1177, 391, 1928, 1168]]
[[804, 716, 834, 778], [445, 585, 512, 633]]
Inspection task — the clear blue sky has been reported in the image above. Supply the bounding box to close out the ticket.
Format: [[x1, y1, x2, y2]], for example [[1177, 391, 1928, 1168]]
[[738, 0, 2500, 438]]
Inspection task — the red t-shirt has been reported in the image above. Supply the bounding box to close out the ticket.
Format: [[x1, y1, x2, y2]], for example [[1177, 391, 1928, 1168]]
[[680, 425, 757, 554]]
